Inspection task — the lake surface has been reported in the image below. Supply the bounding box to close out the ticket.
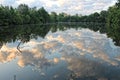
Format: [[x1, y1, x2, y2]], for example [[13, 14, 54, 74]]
[[0, 24, 120, 80]]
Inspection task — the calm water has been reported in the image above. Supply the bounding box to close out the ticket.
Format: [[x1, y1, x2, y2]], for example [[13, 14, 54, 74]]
[[0, 24, 120, 80]]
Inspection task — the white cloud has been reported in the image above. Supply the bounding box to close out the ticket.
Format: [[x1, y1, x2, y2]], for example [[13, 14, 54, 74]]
[[0, 45, 17, 63], [15, 0, 35, 5], [0, 0, 117, 15], [0, 0, 4, 5], [43, 0, 117, 15], [40, 0, 55, 7]]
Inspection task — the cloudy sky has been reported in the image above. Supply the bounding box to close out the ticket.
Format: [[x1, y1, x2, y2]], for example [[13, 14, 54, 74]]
[[0, 0, 117, 15]]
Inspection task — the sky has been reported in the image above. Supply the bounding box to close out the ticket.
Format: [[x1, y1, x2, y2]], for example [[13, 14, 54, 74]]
[[0, 0, 118, 15]]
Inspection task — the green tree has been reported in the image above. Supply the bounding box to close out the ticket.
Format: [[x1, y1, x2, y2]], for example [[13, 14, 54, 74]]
[[17, 4, 30, 24], [107, 0, 120, 46], [17, 4, 29, 15], [100, 10, 108, 23], [50, 12, 58, 23], [9, 7, 23, 25], [116, 0, 120, 8], [58, 12, 68, 22], [0, 6, 10, 25], [37, 7, 50, 23], [29, 7, 39, 24]]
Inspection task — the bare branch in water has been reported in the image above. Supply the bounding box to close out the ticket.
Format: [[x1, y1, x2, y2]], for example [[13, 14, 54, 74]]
[[0, 42, 3, 50], [17, 41, 22, 53]]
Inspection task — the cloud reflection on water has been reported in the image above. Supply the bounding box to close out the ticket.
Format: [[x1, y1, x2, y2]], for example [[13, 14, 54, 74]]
[[0, 45, 17, 63], [0, 29, 120, 79]]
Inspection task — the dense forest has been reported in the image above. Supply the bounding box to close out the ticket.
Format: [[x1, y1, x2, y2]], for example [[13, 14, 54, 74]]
[[0, 4, 108, 25], [0, 0, 120, 46]]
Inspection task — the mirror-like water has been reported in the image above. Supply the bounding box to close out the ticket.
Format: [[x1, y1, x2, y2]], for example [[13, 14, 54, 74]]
[[0, 24, 120, 80]]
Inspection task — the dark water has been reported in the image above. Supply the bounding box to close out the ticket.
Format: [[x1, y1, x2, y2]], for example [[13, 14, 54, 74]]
[[0, 24, 120, 80]]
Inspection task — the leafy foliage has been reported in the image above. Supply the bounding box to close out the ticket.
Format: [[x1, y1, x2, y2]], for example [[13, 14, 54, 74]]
[[107, 0, 120, 46], [0, 4, 50, 25], [0, 4, 108, 26]]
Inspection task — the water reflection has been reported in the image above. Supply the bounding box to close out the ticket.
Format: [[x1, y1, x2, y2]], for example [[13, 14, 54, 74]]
[[0, 42, 3, 49], [0, 24, 120, 80]]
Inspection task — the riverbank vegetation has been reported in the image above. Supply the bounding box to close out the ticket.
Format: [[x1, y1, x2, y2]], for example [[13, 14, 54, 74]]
[[0, 4, 107, 25], [107, 0, 120, 46]]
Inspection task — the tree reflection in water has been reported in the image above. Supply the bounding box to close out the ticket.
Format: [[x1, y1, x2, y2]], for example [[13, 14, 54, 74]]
[[0, 42, 3, 50], [0, 24, 52, 52], [0, 23, 120, 80]]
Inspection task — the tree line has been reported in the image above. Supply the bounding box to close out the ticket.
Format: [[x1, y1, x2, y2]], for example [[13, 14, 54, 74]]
[[0, 4, 108, 26], [0, 4, 50, 25], [0, 1, 119, 25]]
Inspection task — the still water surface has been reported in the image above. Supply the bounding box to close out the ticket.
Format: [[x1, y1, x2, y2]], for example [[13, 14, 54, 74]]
[[0, 24, 120, 80]]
